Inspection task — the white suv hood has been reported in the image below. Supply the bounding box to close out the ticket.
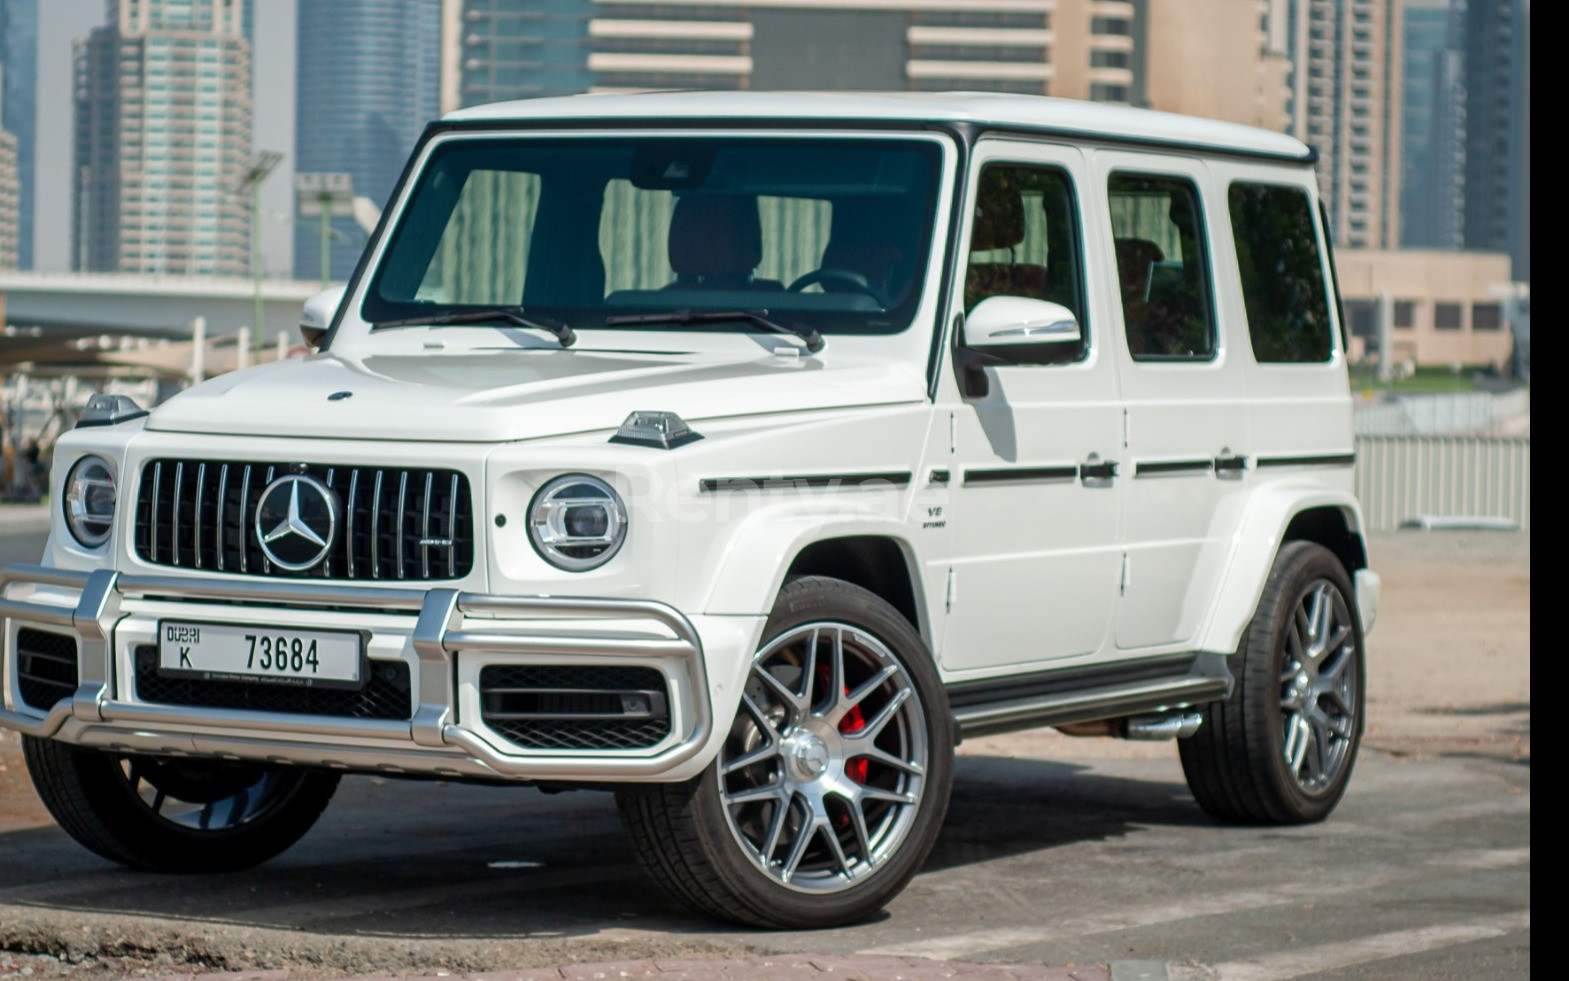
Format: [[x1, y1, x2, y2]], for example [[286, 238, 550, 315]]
[[147, 347, 927, 443]]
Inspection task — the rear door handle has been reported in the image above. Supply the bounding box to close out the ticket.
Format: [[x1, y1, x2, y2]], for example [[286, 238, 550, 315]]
[[1080, 458, 1119, 485], [1214, 453, 1248, 480]]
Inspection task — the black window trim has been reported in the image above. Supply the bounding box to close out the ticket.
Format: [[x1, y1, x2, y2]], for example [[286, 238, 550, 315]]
[[1107, 169, 1220, 364], [961, 157, 1094, 367]]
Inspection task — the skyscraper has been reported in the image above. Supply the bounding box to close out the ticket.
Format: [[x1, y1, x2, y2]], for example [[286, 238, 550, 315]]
[[1462, 0, 1528, 280], [73, 0, 253, 277], [295, 0, 441, 282], [1269, 0, 1403, 249], [0, 0, 35, 269], [1398, 0, 1464, 249]]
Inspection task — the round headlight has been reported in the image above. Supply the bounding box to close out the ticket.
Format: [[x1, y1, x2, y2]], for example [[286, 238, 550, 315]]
[[527, 474, 628, 571], [64, 455, 117, 548]]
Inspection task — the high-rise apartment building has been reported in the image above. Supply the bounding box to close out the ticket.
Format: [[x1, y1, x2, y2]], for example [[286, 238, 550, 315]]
[[1398, 0, 1464, 249], [0, 0, 35, 269], [0, 123, 16, 269], [1462, 0, 1528, 280], [73, 0, 253, 277], [441, 1, 1280, 118], [295, 0, 441, 281], [1269, 0, 1402, 249]]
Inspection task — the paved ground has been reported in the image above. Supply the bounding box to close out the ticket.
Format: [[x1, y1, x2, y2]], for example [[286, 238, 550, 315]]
[[0, 527, 1529, 981]]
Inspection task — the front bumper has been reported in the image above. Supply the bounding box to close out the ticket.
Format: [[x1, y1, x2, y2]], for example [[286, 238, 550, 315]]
[[0, 564, 744, 782]]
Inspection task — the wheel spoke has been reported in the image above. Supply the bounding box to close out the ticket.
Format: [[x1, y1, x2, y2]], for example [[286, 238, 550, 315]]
[[821, 815, 854, 880], [847, 799, 875, 869], [780, 818, 819, 883], [722, 741, 781, 776], [754, 665, 807, 720], [1283, 712, 1310, 774], [822, 628, 846, 716], [827, 663, 899, 728], [858, 785, 917, 806], [859, 744, 925, 777], [1308, 718, 1331, 783], [722, 782, 787, 807], [150, 789, 168, 815], [760, 793, 794, 866], [846, 687, 911, 744]]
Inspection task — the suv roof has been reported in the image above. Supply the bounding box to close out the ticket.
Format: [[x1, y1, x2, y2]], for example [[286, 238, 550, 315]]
[[442, 90, 1312, 163]]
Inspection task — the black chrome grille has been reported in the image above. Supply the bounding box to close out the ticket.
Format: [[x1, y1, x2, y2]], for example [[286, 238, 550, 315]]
[[133, 459, 474, 581], [16, 628, 78, 712], [479, 665, 672, 750], [133, 646, 412, 720]]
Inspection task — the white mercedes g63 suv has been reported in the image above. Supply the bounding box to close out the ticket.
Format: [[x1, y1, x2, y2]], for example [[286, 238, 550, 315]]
[[3, 92, 1379, 929]]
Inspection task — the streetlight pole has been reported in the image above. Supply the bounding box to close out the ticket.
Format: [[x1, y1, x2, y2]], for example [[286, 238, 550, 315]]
[[238, 150, 284, 366], [296, 173, 357, 292]]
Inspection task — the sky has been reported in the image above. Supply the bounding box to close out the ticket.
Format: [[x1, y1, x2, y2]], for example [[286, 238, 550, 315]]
[[33, 0, 299, 275]]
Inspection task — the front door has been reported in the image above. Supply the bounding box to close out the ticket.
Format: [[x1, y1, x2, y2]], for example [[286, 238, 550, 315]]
[[937, 140, 1123, 675]]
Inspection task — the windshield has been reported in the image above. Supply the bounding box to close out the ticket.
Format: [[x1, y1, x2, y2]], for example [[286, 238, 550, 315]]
[[362, 136, 943, 337]]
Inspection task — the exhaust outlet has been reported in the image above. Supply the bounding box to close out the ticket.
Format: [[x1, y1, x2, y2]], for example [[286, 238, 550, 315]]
[[1123, 710, 1205, 740]]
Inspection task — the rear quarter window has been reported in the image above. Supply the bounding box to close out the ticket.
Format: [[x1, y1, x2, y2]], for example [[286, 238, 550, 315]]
[[1228, 182, 1334, 363]]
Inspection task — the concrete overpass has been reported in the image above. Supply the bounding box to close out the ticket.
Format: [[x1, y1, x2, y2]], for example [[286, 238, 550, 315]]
[[0, 271, 332, 345]]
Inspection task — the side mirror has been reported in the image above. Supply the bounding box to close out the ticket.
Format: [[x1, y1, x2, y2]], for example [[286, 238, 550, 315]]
[[299, 286, 347, 348], [963, 296, 1082, 348]]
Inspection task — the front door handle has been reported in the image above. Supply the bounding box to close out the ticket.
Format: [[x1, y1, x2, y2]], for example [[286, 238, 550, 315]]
[[1080, 457, 1119, 485]]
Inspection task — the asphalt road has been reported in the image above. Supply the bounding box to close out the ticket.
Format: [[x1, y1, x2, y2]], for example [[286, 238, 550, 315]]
[[0, 526, 1531, 980]]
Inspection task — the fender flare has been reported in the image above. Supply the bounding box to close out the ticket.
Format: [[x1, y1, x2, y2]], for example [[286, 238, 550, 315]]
[[1193, 483, 1369, 655], [700, 506, 928, 628]]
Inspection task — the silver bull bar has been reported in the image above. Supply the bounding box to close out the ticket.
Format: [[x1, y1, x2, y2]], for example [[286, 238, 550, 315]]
[[0, 565, 711, 780]]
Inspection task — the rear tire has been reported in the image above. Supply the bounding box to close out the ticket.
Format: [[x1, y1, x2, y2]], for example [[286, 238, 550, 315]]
[[617, 576, 954, 928], [1179, 541, 1365, 824], [23, 738, 340, 872]]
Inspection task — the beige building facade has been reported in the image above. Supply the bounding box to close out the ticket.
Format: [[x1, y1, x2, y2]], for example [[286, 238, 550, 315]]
[[1141, 0, 1291, 131], [73, 0, 252, 277], [0, 125, 16, 270], [1336, 249, 1514, 370]]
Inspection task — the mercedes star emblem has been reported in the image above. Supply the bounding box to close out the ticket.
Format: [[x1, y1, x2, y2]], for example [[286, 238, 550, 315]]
[[254, 474, 339, 571]]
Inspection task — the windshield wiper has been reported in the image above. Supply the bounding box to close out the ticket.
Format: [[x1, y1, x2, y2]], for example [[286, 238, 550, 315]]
[[371, 307, 576, 347], [604, 308, 823, 354]]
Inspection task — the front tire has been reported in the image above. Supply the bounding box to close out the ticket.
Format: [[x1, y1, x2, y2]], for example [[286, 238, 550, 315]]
[[23, 738, 340, 872], [1179, 541, 1365, 824], [617, 576, 954, 928]]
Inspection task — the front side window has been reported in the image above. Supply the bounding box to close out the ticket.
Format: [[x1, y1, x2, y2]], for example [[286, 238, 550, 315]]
[[1108, 174, 1216, 360], [963, 163, 1088, 363], [1228, 182, 1334, 363], [364, 137, 943, 338]]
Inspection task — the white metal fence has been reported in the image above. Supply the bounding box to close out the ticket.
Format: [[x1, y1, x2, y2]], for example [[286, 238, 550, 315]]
[[1355, 436, 1531, 532], [1353, 390, 1530, 436]]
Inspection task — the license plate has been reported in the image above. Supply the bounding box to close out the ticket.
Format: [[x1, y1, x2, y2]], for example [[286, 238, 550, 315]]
[[158, 621, 363, 689]]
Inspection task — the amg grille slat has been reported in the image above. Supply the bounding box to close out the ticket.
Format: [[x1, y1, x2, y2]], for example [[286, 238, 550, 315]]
[[133, 459, 473, 582], [396, 471, 408, 580], [447, 474, 459, 578], [194, 462, 206, 569], [216, 464, 229, 572]]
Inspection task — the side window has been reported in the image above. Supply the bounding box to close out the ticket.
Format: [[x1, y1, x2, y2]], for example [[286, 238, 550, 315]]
[[964, 163, 1088, 362], [1108, 174, 1215, 360], [1228, 182, 1334, 363]]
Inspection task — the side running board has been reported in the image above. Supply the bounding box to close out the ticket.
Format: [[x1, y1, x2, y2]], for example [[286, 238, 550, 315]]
[[945, 653, 1232, 741]]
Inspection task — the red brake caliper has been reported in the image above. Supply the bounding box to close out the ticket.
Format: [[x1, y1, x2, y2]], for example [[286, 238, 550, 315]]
[[817, 664, 870, 786]]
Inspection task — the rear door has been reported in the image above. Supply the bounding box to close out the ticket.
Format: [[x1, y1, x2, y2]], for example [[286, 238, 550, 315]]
[[1092, 151, 1251, 653]]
